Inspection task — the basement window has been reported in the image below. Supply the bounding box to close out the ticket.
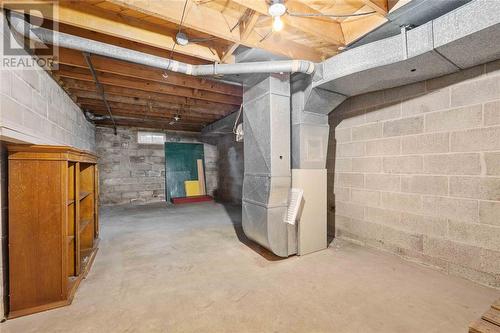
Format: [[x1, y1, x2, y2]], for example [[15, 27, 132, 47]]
[[137, 131, 166, 145]]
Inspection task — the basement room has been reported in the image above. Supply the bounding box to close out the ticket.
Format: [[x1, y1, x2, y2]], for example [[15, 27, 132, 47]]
[[0, 0, 499, 332]]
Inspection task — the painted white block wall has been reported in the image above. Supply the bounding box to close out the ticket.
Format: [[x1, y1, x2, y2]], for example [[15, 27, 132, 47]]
[[329, 60, 500, 288], [0, 14, 96, 318], [0, 15, 95, 150]]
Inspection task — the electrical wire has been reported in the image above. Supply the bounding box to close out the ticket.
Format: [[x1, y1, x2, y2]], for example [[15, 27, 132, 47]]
[[232, 104, 243, 134], [287, 10, 376, 18], [189, 36, 219, 43], [169, 0, 189, 60], [259, 29, 273, 43], [83, 52, 117, 135]]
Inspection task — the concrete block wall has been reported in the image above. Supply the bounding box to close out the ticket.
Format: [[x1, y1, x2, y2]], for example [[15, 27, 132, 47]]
[[0, 15, 95, 151], [0, 65, 95, 150], [96, 126, 218, 205], [329, 60, 500, 288]]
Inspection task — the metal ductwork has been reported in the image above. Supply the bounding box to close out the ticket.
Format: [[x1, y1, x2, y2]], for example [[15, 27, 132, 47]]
[[303, 0, 500, 111], [241, 74, 295, 257], [7, 12, 315, 76], [291, 73, 335, 170]]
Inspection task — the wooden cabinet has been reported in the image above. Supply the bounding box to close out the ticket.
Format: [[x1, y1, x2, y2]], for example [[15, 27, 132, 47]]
[[7, 145, 99, 318]]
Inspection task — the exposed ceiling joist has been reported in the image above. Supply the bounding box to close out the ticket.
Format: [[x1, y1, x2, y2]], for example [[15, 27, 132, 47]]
[[389, 0, 411, 12], [60, 79, 238, 112], [71, 91, 228, 116], [220, 43, 240, 64], [55, 65, 242, 105], [79, 100, 218, 123], [87, 109, 212, 126], [240, 9, 260, 41], [5, 2, 222, 62], [341, 6, 388, 44], [362, 0, 389, 15], [56, 48, 242, 97], [58, 23, 209, 65], [107, 0, 324, 61], [5, 0, 393, 130], [97, 118, 203, 131], [231, 0, 345, 46], [221, 8, 260, 63]]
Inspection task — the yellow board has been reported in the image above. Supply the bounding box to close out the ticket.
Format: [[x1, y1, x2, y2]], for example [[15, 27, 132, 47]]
[[185, 180, 201, 196]]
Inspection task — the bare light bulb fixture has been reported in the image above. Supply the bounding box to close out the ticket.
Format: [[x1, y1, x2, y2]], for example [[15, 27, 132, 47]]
[[175, 32, 189, 46], [273, 15, 284, 31], [269, 0, 286, 32]]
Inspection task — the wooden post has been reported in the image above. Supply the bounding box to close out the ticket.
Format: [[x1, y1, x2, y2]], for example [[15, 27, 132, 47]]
[[197, 159, 206, 195]]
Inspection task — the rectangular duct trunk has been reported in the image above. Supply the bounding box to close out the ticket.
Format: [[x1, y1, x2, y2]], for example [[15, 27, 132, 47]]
[[241, 74, 296, 257]]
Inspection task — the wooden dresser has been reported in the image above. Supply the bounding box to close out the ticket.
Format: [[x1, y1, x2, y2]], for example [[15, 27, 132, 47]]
[[7, 145, 99, 318]]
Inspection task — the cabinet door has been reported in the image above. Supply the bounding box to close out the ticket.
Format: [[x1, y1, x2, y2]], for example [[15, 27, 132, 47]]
[[9, 159, 65, 311]]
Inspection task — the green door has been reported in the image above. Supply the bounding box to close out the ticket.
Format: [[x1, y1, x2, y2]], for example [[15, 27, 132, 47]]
[[165, 142, 205, 201]]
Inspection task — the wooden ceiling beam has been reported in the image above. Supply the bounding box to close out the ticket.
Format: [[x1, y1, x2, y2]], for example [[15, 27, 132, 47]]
[[220, 43, 240, 64], [341, 7, 387, 44], [78, 98, 221, 121], [4, 2, 221, 62], [220, 9, 260, 63], [95, 119, 202, 131], [362, 0, 389, 15], [240, 9, 260, 41], [57, 48, 242, 97], [55, 65, 242, 105], [389, 0, 411, 12], [57, 23, 209, 65], [70, 91, 228, 116], [107, 0, 323, 61], [60, 79, 238, 112], [84, 105, 213, 124]]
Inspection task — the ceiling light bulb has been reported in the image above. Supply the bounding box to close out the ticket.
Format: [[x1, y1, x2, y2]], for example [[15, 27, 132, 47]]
[[273, 16, 284, 32], [268, 1, 286, 17], [175, 32, 189, 46]]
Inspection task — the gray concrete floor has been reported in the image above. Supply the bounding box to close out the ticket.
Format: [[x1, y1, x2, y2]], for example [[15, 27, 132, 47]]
[[3, 202, 499, 332]]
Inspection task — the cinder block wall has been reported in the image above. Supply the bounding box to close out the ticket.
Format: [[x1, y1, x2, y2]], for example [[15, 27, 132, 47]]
[[329, 60, 500, 288], [96, 126, 218, 205], [0, 71, 95, 150], [0, 12, 95, 151], [0, 64, 95, 149]]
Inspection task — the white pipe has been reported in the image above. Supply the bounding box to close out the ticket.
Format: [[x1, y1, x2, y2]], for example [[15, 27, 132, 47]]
[[8, 12, 315, 76]]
